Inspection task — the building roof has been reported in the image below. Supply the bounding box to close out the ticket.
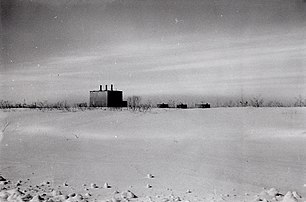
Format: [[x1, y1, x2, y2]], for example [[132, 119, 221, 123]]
[[90, 90, 122, 93]]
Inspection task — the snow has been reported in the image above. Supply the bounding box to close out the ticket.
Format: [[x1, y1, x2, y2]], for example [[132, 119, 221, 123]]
[[0, 107, 306, 201]]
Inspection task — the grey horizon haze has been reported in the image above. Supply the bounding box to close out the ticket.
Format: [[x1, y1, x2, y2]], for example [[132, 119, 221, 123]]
[[0, 0, 306, 104]]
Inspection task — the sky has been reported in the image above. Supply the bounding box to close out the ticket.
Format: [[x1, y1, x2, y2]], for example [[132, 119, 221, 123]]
[[1, 0, 306, 104]]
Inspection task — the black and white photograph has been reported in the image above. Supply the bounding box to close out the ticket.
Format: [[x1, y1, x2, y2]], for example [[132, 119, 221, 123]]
[[0, 0, 306, 201]]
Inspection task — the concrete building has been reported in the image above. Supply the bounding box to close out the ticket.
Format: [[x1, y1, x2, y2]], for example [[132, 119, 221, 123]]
[[89, 84, 127, 107]]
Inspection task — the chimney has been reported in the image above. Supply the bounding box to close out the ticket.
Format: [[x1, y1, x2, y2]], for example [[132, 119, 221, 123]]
[[105, 85, 108, 91], [111, 84, 113, 91], [99, 85, 102, 91]]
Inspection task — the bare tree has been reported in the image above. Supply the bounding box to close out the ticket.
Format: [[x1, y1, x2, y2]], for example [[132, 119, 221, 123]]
[[168, 99, 176, 108], [250, 96, 264, 107], [266, 100, 284, 107], [222, 100, 236, 107], [294, 95, 305, 107], [0, 100, 12, 108], [127, 96, 142, 110], [238, 89, 248, 107], [236, 99, 248, 107]]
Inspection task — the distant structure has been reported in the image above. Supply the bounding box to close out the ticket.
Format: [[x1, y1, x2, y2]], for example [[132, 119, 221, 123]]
[[89, 84, 127, 107], [177, 103, 187, 109], [195, 103, 210, 108], [157, 103, 169, 108]]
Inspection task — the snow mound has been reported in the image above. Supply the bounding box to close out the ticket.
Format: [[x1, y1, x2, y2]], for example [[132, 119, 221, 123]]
[[267, 188, 282, 197], [147, 174, 154, 179], [0, 174, 304, 202], [0, 188, 69, 202], [120, 190, 137, 199], [90, 183, 99, 189], [255, 189, 302, 202], [0, 176, 6, 181], [282, 191, 301, 202], [103, 182, 111, 189]]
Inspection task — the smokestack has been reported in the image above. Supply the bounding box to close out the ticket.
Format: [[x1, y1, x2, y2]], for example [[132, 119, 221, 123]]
[[100, 85, 102, 91], [105, 85, 108, 91], [111, 84, 113, 91]]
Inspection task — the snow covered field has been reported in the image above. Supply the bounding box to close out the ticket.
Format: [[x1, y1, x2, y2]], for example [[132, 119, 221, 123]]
[[0, 108, 306, 201]]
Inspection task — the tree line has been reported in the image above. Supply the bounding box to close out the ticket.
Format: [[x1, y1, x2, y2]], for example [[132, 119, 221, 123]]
[[0, 95, 305, 110]]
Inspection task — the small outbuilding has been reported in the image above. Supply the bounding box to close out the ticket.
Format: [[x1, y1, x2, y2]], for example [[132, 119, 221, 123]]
[[157, 103, 169, 108], [177, 103, 187, 109], [89, 84, 127, 107], [195, 103, 210, 108]]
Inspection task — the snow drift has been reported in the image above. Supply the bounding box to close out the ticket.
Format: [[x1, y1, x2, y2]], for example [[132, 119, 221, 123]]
[[0, 108, 305, 201]]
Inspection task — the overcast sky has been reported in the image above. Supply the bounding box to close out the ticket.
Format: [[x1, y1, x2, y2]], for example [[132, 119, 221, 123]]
[[1, 0, 306, 104]]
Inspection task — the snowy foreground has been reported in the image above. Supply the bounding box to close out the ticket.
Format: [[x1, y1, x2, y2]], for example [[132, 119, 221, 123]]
[[0, 108, 306, 202]]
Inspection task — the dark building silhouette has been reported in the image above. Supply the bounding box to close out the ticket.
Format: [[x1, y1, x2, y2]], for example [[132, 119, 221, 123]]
[[177, 103, 187, 109], [157, 103, 169, 108], [195, 103, 210, 108], [89, 84, 127, 107]]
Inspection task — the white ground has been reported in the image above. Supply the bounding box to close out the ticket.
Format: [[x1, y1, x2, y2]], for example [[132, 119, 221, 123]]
[[0, 108, 306, 201]]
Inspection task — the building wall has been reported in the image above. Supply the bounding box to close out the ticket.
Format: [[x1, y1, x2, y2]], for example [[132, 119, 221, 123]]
[[89, 91, 108, 107], [121, 101, 127, 107], [107, 91, 123, 107]]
